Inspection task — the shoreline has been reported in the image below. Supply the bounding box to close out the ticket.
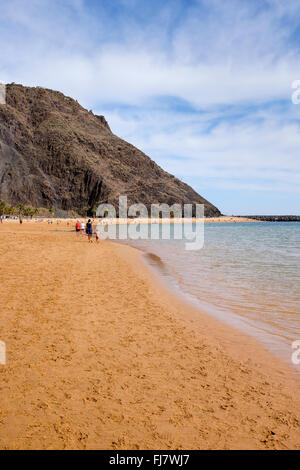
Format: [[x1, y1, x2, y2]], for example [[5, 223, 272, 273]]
[[0, 215, 262, 225], [0, 222, 299, 449], [138, 249, 299, 371], [122, 243, 300, 382]]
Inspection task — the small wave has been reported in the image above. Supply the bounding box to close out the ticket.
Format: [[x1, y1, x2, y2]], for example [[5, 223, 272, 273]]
[[143, 252, 169, 275]]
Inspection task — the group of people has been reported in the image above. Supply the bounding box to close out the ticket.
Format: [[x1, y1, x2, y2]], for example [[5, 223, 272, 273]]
[[75, 219, 99, 243]]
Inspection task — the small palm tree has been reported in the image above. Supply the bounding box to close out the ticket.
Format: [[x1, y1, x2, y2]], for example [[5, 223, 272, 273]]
[[7, 205, 15, 216], [92, 206, 98, 218], [16, 203, 25, 216], [82, 206, 89, 216], [0, 200, 7, 215], [23, 206, 31, 217]]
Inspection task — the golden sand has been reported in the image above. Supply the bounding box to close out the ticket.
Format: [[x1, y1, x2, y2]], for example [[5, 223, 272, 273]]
[[0, 220, 299, 450]]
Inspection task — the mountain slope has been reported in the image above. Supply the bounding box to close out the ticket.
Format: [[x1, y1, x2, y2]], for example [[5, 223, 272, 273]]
[[0, 84, 221, 216]]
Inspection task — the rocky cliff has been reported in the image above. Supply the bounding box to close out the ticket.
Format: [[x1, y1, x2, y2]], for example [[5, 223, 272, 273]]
[[0, 84, 221, 217]]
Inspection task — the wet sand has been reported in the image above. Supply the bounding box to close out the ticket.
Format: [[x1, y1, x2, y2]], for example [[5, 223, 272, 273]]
[[0, 220, 299, 450]]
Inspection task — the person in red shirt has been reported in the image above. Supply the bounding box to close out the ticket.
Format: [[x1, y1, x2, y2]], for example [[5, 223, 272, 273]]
[[75, 220, 81, 235]]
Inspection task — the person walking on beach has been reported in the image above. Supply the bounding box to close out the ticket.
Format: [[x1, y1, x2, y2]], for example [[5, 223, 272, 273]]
[[86, 219, 93, 242], [75, 220, 81, 236], [81, 221, 85, 234]]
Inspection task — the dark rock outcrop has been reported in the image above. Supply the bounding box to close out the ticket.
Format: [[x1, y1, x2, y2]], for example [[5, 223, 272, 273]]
[[0, 84, 221, 216], [237, 216, 300, 222]]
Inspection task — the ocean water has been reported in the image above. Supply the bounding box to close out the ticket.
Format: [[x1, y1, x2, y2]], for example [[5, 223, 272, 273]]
[[118, 222, 300, 365]]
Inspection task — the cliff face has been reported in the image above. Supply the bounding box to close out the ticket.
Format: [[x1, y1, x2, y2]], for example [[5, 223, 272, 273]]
[[0, 84, 221, 216]]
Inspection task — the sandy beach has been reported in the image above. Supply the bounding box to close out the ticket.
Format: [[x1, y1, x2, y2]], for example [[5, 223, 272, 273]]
[[0, 220, 299, 450], [86, 216, 260, 225]]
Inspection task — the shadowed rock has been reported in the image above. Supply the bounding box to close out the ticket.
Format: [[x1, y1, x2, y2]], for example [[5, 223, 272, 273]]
[[0, 84, 221, 217]]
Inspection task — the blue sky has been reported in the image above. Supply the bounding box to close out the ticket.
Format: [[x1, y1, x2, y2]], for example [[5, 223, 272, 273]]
[[1, 0, 300, 214]]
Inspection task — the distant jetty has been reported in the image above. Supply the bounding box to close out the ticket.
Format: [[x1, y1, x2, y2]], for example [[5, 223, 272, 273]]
[[235, 215, 300, 222]]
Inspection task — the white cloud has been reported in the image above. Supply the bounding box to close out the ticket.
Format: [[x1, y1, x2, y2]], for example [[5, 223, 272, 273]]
[[101, 104, 300, 195], [0, 0, 300, 212], [1, 0, 300, 108]]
